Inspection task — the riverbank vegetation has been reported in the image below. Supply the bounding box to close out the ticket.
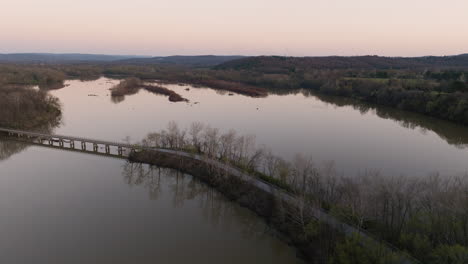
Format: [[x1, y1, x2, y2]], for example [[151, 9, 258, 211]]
[[212, 57, 468, 125], [133, 121, 468, 264], [306, 92, 468, 148], [102, 58, 468, 125], [0, 64, 66, 89], [0, 84, 61, 129], [110, 77, 142, 96], [103, 65, 268, 97], [0, 80, 62, 159], [110, 78, 188, 102], [3, 59, 468, 124], [143, 84, 188, 102]]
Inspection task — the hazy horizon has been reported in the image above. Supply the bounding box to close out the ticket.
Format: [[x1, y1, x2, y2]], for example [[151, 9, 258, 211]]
[[2, 0, 468, 57], [1, 52, 468, 58]]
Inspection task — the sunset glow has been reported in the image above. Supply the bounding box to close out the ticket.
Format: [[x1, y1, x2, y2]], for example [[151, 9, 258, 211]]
[[1, 0, 467, 56]]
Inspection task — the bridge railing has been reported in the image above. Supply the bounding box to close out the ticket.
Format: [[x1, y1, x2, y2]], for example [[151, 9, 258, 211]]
[[0, 128, 137, 149]]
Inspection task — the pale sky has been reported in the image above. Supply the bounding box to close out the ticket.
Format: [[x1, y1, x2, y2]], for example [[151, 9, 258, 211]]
[[1, 0, 467, 56]]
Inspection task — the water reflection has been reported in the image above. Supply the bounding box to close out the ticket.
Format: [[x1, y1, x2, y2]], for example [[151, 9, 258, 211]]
[[121, 162, 288, 245], [111, 95, 125, 104], [0, 123, 60, 161], [48, 78, 468, 176], [39, 82, 66, 90], [0, 140, 29, 161], [302, 90, 468, 148], [105, 81, 468, 149], [0, 146, 302, 264]]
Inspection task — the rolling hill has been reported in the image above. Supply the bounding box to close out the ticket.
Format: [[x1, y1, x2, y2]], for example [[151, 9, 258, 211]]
[[118, 55, 245, 67], [0, 53, 149, 63], [216, 54, 468, 71]]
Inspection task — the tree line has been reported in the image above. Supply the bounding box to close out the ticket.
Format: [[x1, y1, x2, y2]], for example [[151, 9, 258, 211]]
[[137, 122, 468, 264], [0, 85, 61, 129], [2, 62, 468, 125]]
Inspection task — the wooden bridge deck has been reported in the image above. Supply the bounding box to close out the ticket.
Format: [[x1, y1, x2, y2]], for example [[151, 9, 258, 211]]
[[0, 128, 140, 156], [0, 128, 135, 148]]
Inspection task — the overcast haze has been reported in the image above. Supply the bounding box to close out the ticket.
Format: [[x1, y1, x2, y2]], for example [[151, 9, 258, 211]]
[[1, 0, 467, 56]]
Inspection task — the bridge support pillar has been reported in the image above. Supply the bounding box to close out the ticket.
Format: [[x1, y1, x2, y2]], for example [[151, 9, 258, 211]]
[[59, 139, 64, 147], [118, 146, 123, 156], [93, 143, 98, 152], [49, 139, 53, 145], [105, 145, 110, 154], [81, 142, 86, 150], [70, 141, 75, 149]]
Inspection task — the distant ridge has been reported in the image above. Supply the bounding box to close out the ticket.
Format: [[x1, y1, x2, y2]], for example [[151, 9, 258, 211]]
[[0, 53, 149, 63], [216, 54, 468, 70], [118, 55, 246, 67], [2, 53, 468, 69], [0, 53, 245, 67]]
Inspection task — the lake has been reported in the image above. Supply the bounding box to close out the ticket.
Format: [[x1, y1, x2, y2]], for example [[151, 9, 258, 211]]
[[50, 78, 468, 176], [2, 77, 468, 263]]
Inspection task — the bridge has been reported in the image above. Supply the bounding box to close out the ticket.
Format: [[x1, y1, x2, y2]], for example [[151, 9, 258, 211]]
[[0, 127, 417, 264], [0, 128, 139, 157]]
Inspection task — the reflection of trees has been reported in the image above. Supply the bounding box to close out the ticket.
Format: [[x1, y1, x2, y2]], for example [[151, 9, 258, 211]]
[[0, 140, 29, 161], [38, 82, 66, 90], [0, 123, 60, 161], [0, 82, 62, 160], [121, 162, 276, 241], [302, 90, 468, 148], [111, 95, 125, 104], [123, 163, 162, 200]]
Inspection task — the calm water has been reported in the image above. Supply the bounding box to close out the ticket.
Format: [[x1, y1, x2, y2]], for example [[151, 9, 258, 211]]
[[2, 77, 468, 262], [0, 78, 307, 264], [0, 144, 302, 264], [51, 78, 468, 176]]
